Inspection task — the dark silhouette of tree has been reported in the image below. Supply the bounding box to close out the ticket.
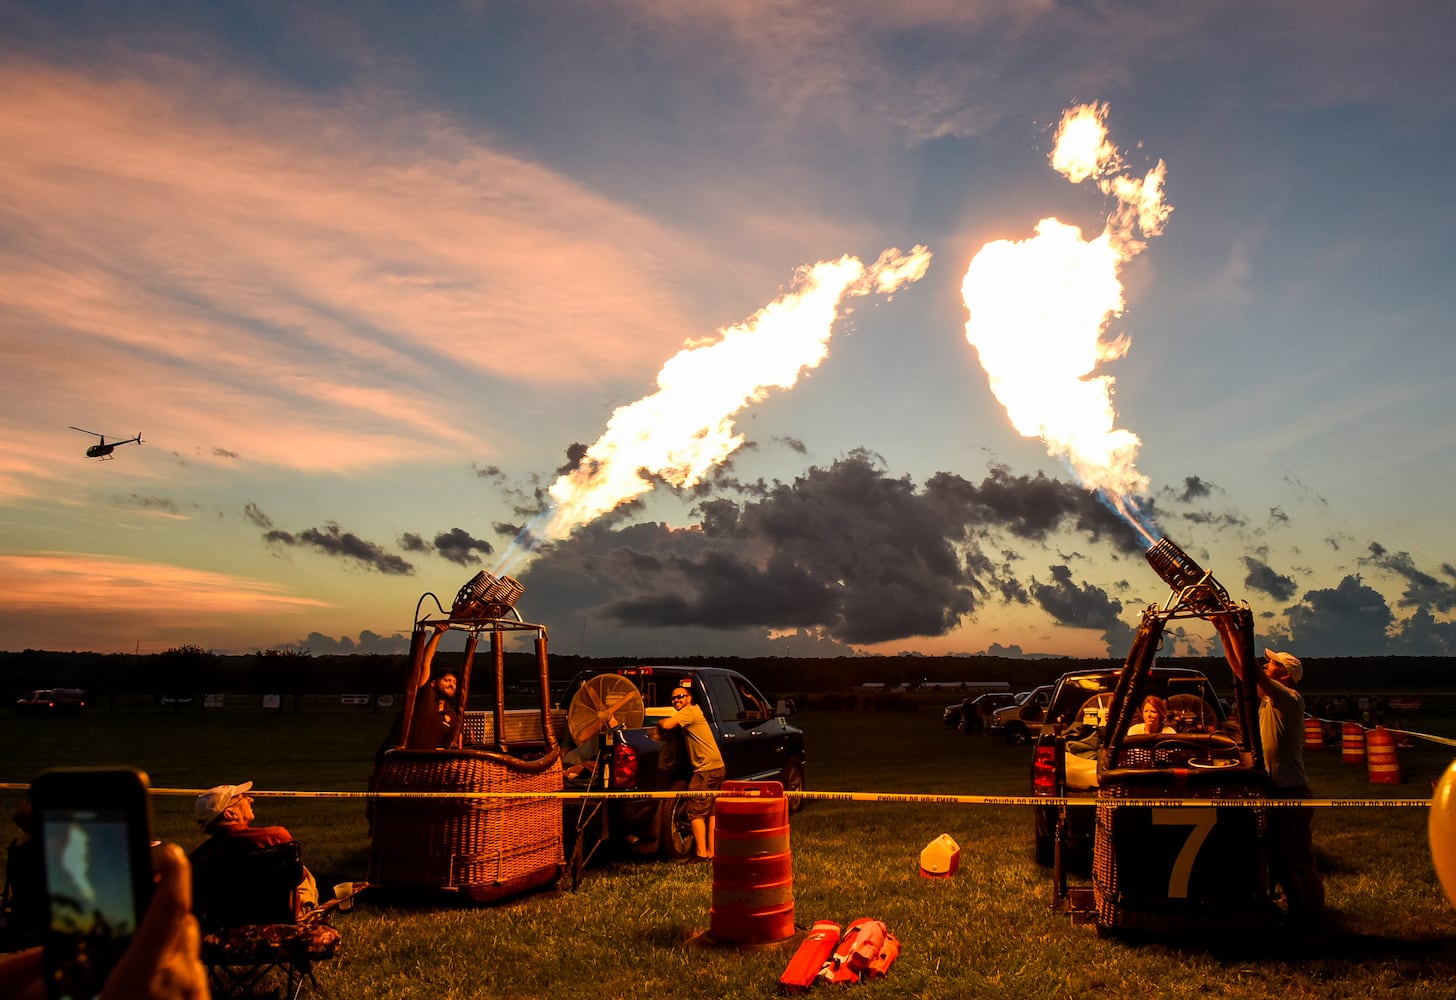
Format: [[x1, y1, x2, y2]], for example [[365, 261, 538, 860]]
[[152, 644, 216, 707]]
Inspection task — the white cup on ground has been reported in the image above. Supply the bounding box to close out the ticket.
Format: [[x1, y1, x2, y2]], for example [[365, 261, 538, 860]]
[[333, 882, 355, 911]]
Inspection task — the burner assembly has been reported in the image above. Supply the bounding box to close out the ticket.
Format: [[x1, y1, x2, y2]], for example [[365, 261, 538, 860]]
[[451, 570, 526, 620], [1143, 536, 1232, 614]]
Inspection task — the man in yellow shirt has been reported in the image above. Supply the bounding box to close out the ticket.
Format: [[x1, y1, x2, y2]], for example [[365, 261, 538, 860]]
[[658, 684, 726, 861]]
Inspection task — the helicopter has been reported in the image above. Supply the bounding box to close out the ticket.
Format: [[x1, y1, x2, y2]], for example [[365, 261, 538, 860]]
[[70, 426, 143, 459]]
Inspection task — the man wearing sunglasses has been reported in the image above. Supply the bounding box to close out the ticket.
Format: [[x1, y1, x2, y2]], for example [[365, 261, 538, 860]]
[[657, 685, 726, 861]]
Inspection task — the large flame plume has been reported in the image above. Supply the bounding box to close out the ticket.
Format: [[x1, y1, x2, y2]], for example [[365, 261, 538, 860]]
[[495, 246, 932, 576], [960, 103, 1169, 543]]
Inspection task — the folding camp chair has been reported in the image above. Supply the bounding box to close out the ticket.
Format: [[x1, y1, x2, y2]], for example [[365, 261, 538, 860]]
[[192, 839, 344, 1000]]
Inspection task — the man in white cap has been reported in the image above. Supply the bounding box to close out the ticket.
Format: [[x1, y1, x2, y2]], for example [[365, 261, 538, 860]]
[[1232, 649, 1326, 929], [190, 781, 318, 918]]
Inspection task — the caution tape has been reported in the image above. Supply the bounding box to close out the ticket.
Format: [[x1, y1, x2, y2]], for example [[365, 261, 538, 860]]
[[0, 782, 1435, 808], [1310, 717, 1456, 750], [1378, 728, 1456, 749]]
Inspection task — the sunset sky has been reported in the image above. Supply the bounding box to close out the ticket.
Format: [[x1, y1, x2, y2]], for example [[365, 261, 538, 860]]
[[3, 2, 1454, 663]]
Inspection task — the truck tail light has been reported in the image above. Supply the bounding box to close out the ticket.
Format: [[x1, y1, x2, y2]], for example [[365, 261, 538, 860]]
[[1032, 746, 1058, 796], [610, 742, 639, 789]]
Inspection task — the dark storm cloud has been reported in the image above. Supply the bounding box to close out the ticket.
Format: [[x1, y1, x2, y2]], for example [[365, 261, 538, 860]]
[[1173, 476, 1214, 502], [1030, 564, 1135, 652], [399, 532, 429, 553], [556, 442, 591, 477], [243, 502, 273, 529], [1390, 609, 1456, 655], [608, 549, 840, 631], [1284, 575, 1393, 655], [432, 527, 495, 566], [262, 522, 414, 575], [923, 463, 1143, 551], [525, 450, 1146, 652], [1362, 543, 1456, 614], [1182, 509, 1248, 530], [694, 458, 770, 500], [1242, 556, 1298, 603], [1158, 474, 1247, 530]]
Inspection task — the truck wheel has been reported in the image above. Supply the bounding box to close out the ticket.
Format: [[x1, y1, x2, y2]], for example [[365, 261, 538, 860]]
[[658, 780, 694, 860], [1005, 723, 1029, 745], [1033, 806, 1055, 867], [779, 760, 806, 814]]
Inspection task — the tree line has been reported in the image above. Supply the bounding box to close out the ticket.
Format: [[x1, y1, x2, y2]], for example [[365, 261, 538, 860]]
[[4, 645, 1453, 704]]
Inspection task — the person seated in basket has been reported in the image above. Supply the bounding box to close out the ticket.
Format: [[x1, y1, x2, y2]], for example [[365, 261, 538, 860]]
[[190, 781, 318, 922], [1126, 695, 1175, 735], [405, 624, 461, 749]]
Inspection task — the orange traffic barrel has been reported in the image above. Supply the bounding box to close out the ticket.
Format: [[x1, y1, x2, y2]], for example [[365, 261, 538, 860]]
[[708, 780, 795, 946], [1366, 726, 1402, 784], [1303, 715, 1324, 750], [1341, 722, 1366, 763]]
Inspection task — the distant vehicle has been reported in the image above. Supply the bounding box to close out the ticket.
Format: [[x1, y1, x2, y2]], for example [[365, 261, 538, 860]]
[[987, 684, 1055, 743], [943, 691, 1021, 732], [70, 426, 143, 459], [15, 688, 87, 716]]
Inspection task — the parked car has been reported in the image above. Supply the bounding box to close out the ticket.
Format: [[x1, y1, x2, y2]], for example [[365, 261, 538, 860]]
[[15, 688, 87, 717], [943, 691, 1021, 732], [987, 685, 1054, 743], [1029, 666, 1230, 865]]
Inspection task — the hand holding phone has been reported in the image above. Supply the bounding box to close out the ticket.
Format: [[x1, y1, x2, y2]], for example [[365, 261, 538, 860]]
[[0, 841, 208, 1000], [31, 768, 156, 1000], [100, 843, 208, 1000]]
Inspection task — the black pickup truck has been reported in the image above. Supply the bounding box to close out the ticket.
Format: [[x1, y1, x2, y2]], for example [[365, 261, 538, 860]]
[[559, 665, 806, 870]]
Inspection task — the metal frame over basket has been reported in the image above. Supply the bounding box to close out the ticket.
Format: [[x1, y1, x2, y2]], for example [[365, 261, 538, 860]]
[[367, 576, 564, 903], [1058, 538, 1281, 934]]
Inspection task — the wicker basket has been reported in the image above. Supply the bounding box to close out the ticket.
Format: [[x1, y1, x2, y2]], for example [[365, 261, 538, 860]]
[[1092, 767, 1273, 933], [367, 749, 564, 903]]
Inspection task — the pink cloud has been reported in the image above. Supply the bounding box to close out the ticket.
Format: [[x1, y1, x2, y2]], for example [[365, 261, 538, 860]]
[[0, 57, 729, 484]]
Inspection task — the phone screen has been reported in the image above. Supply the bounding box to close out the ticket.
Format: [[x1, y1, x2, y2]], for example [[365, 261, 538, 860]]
[[39, 805, 144, 1000]]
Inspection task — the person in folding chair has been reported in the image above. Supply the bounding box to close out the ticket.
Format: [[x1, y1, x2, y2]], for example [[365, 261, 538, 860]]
[[191, 781, 318, 919], [190, 781, 338, 999]]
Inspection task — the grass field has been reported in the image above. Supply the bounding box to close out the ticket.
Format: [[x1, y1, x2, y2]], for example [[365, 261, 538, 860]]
[[3, 704, 1455, 999]]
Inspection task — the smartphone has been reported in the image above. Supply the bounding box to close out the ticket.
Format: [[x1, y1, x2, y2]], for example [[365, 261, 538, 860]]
[[30, 768, 155, 1000]]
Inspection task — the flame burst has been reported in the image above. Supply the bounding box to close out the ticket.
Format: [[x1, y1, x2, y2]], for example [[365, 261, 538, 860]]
[[496, 246, 932, 575], [961, 103, 1169, 542]]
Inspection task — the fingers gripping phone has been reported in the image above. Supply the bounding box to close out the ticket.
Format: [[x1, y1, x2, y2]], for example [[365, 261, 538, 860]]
[[30, 768, 155, 1000]]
